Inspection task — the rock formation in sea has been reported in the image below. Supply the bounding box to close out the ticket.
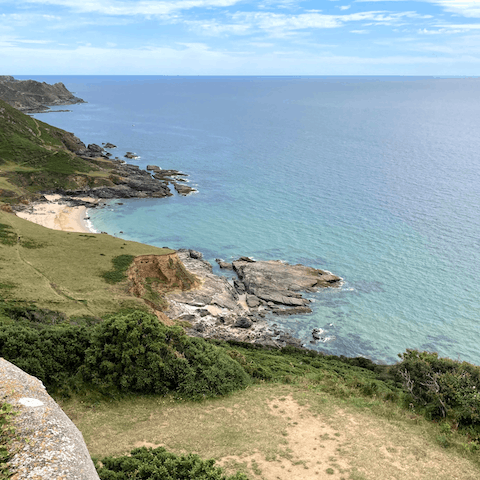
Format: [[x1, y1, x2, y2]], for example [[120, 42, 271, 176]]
[[0, 76, 85, 113], [162, 250, 342, 347]]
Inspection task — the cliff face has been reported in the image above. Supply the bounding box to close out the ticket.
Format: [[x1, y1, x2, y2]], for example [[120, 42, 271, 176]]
[[0, 76, 85, 113], [0, 358, 100, 480]]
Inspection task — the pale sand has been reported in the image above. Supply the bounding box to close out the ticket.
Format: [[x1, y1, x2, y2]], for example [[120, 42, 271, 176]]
[[16, 195, 98, 233]]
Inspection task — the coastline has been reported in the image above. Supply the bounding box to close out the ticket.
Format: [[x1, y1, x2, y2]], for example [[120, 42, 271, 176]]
[[15, 195, 98, 234]]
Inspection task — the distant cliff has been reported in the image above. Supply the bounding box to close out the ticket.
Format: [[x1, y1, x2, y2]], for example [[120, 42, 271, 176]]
[[0, 76, 85, 113]]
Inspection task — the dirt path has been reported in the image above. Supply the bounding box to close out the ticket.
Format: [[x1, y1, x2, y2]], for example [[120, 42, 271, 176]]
[[62, 384, 479, 480]]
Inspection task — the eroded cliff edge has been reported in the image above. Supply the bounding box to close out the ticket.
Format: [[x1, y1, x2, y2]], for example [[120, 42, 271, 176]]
[[128, 249, 342, 348]]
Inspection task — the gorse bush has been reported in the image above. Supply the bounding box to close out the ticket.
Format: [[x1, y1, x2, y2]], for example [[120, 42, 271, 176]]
[[0, 323, 90, 390], [95, 446, 249, 480], [82, 312, 250, 398], [394, 350, 480, 437], [0, 310, 249, 399]]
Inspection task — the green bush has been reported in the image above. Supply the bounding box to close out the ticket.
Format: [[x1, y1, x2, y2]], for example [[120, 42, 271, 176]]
[[95, 446, 249, 480], [394, 350, 480, 435], [82, 311, 250, 398], [0, 323, 90, 390]]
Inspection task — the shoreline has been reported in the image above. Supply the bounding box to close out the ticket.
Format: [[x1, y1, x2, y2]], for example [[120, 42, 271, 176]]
[[15, 194, 98, 234]]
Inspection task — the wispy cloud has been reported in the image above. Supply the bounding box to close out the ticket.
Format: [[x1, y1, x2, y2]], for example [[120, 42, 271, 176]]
[[427, 0, 480, 18], [2, 0, 242, 16]]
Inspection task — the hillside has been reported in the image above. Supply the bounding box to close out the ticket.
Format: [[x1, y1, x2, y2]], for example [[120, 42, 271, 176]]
[[0, 76, 85, 113], [0, 98, 118, 203]]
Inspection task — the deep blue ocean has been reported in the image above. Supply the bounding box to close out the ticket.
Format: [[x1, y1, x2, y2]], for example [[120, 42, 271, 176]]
[[22, 75, 480, 365]]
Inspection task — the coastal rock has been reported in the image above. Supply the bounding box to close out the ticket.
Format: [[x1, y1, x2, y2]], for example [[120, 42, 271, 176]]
[[103, 143, 117, 149], [174, 183, 196, 196], [0, 76, 85, 113], [233, 259, 341, 294], [246, 294, 261, 308], [216, 259, 233, 270], [125, 152, 139, 159], [162, 252, 341, 348], [0, 358, 99, 479], [87, 143, 103, 153], [234, 317, 253, 329]]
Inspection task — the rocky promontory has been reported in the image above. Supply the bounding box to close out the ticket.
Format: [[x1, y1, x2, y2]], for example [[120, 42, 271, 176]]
[[59, 142, 196, 199], [163, 251, 342, 347], [0, 76, 85, 113]]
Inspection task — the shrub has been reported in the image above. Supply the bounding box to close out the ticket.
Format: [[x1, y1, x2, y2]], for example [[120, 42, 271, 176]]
[[0, 323, 90, 390], [95, 446, 249, 480], [394, 350, 480, 435], [82, 311, 250, 398]]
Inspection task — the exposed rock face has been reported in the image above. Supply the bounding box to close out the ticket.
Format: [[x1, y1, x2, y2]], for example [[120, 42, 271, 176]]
[[163, 251, 342, 347], [0, 358, 99, 480], [0, 76, 85, 113]]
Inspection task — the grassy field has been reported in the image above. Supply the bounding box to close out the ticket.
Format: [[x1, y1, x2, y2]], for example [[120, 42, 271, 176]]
[[0, 210, 174, 318], [61, 383, 480, 480]]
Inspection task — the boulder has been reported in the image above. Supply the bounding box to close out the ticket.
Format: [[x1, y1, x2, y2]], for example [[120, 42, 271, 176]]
[[246, 294, 261, 308], [0, 358, 99, 479], [234, 317, 253, 329], [215, 259, 233, 270]]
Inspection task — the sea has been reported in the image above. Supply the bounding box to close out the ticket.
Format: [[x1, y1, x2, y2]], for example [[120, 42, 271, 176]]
[[19, 75, 480, 366]]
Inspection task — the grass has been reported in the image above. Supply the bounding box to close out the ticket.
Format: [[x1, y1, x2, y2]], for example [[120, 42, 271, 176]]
[[0, 211, 174, 318], [101, 255, 135, 284], [60, 383, 480, 480], [0, 99, 128, 201]]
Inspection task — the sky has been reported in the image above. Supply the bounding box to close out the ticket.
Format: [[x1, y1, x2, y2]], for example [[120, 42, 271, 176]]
[[1, 0, 480, 75]]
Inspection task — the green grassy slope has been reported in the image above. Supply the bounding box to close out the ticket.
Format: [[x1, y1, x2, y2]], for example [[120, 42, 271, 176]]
[[0, 99, 113, 202], [0, 210, 174, 318]]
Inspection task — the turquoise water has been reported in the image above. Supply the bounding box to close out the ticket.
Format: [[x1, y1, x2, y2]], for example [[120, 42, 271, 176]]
[[27, 76, 480, 365]]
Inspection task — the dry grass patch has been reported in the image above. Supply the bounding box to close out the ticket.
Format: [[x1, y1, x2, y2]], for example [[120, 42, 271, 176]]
[[61, 384, 479, 480]]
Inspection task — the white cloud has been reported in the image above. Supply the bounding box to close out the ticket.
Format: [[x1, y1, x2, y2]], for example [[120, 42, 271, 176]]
[[339, 5, 351, 10], [351, 29, 369, 32], [427, 1, 480, 18], [231, 10, 432, 36], [3, 0, 242, 16], [186, 19, 251, 35]]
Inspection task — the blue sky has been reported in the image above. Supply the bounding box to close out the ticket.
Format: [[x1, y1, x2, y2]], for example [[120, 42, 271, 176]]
[[1, 0, 480, 75]]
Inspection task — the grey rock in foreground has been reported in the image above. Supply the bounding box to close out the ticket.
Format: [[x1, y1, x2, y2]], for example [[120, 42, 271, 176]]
[[0, 358, 99, 480], [0, 76, 85, 113]]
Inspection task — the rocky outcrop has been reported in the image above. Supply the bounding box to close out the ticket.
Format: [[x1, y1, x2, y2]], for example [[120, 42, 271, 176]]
[[0, 76, 85, 113], [163, 251, 341, 347], [0, 358, 99, 479]]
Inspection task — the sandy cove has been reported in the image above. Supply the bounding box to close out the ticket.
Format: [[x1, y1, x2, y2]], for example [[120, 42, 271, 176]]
[[15, 195, 97, 233]]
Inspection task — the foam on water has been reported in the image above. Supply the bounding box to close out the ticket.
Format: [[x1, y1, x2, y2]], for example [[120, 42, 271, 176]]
[[28, 75, 480, 365]]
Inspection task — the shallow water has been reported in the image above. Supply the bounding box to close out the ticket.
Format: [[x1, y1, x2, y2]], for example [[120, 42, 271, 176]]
[[28, 75, 480, 365]]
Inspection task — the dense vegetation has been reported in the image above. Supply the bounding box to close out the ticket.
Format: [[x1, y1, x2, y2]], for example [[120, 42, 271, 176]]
[[0, 310, 250, 399], [95, 447, 249, 480]]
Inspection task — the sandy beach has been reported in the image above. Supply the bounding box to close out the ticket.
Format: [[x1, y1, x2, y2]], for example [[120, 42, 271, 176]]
[[15, 195, 97, 233]]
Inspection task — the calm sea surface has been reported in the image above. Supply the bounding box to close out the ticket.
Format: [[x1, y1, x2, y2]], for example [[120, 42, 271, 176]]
[[23, 76, 480, 365]]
